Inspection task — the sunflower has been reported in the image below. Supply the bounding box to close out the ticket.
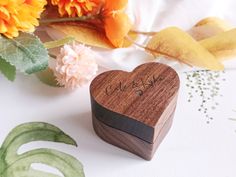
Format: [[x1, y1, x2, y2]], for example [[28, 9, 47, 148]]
[[0, 0, 47, 38]]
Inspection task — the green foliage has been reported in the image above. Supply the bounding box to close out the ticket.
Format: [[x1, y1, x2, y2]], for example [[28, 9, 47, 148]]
[[0, 33, 49, 80], [0, 122, 85, 177], [0, 58, 16, 81], [36, 68, 60, 87]]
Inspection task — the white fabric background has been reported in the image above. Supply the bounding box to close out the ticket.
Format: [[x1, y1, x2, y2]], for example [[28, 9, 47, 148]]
[[1, 1, 236, 177], [95, 0, 236, 72]]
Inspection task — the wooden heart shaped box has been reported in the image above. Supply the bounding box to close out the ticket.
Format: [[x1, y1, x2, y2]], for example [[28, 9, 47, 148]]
[[90, 62, 180, 160]]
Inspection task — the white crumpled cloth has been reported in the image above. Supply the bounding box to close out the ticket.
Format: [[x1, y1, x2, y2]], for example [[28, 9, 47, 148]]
[[96, 0, 236, 72], [47, 0, 236, 72]]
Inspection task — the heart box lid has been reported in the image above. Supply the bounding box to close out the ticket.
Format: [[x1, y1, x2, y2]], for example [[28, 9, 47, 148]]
[[90, 62, 180, 144]]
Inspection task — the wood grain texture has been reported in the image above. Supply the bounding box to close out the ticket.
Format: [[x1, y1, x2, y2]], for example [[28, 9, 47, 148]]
[[92, 104, 175, 160], [90, 62, 180, 143]]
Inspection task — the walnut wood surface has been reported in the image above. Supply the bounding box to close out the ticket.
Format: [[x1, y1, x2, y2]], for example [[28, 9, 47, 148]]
[[90, 62, 180, 143], [92, 105, 175, 160]]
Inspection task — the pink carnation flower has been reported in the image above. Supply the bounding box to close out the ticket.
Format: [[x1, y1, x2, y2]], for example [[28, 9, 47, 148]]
[[54, 43, 98, 89]]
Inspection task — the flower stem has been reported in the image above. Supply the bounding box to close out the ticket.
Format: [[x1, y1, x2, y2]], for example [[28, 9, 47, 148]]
[[40, 15, 98, 24], [44, 36, 75, 49], [130, 30, 157, 36], [49, 53, 57, 59]]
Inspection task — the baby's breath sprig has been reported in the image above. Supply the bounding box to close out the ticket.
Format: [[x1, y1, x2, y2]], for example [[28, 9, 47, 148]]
[[229, 110, 236, 122], [229, 110, 236, 133], [185, 70, 226, 123]]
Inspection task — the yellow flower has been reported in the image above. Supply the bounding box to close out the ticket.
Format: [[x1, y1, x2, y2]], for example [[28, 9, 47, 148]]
[[51, 0, 98, 17], [0, 0, 47, 38]]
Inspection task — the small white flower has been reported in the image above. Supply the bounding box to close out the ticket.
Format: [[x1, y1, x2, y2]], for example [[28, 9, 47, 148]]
[[54, 43, 98, 89]]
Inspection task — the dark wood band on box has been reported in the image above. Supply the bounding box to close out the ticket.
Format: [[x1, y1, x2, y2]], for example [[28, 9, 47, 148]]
[[92, 105, 176, 160], [90, 62, 180, 160], [91, 97, 154, 143]]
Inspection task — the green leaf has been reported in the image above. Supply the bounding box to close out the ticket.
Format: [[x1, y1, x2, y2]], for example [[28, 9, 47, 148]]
[[12, 169, 60, 177], [36, 68, 60, 87], [0, 57, 16, 81], [2, 149, 85, 177], [0, 122, 85, 177], [0, 33, 49, 74]]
